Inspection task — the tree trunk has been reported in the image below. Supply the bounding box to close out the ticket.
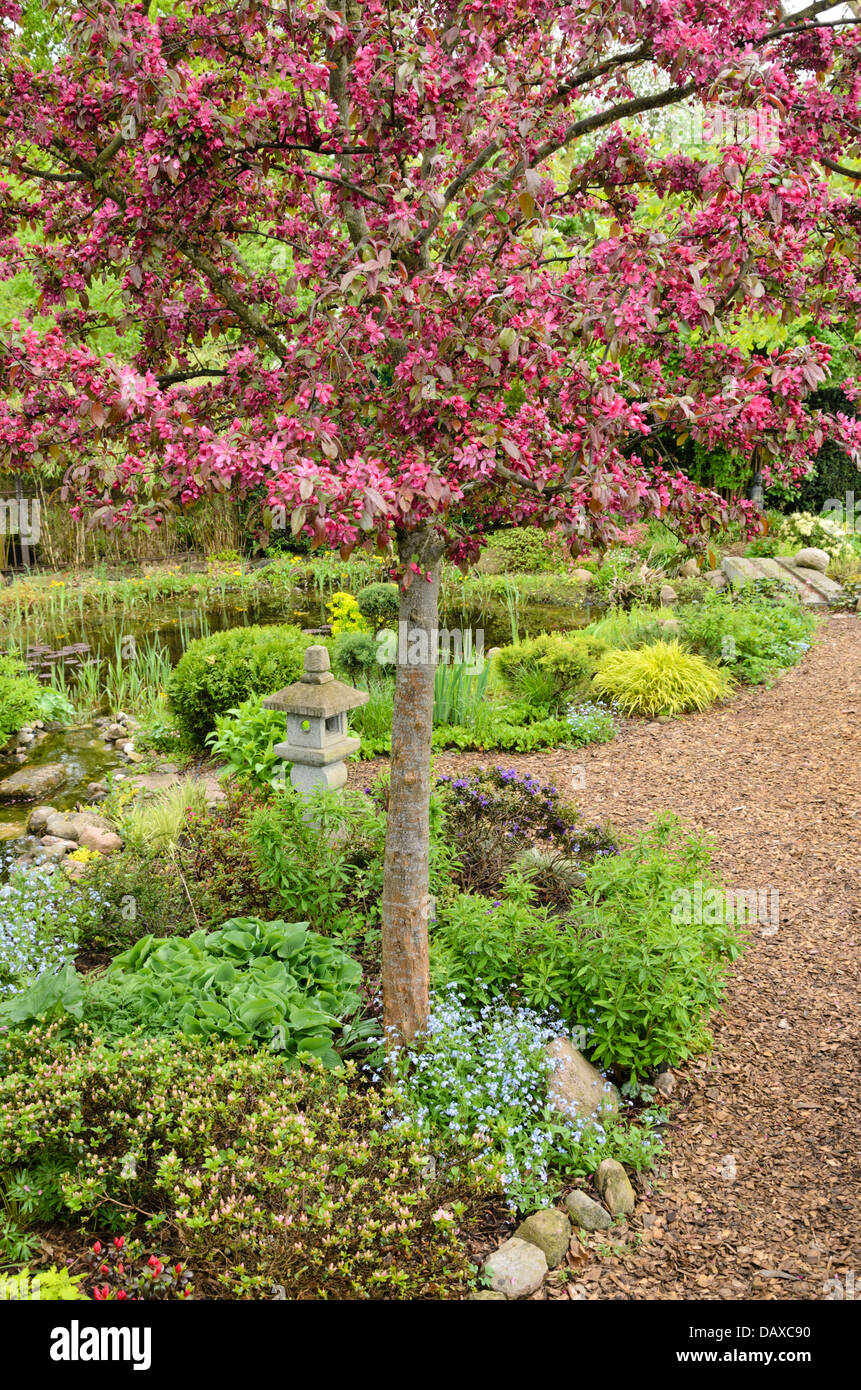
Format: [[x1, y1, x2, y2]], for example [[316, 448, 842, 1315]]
[[381, 526, 445, 1046]]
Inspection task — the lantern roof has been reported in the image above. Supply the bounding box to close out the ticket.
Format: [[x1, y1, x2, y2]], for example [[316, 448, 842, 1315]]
[[262, 644, 370, 719]]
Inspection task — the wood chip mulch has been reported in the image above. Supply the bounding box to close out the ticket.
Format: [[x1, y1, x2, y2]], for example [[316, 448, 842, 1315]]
[[349, 613, 861, 1300]]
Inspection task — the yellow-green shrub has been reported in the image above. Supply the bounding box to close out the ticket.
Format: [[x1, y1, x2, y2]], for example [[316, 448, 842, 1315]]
[[591, 640, 734, 717]]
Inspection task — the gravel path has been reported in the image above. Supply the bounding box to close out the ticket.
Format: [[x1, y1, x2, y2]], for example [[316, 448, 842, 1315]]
[[351, 613, 861, 1299]]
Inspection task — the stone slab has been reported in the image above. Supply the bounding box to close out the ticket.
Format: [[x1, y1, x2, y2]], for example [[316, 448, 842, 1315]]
[[721, 555, 843, 604]]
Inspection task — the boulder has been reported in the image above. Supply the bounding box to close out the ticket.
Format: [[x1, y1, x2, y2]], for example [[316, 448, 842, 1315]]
[[546, 1037, 620, 1127], [77, 824, 123, 855], [659, 584, 678, 607], [678, 559, 699, 577], [514, 1209, 571, 1269], [0, 764, 67, 803], [469, 1290, 507, 1301], [37, 841, 76, 863], [39, 836, 78, 852], [482, 1238, 548, 1299], [565, 1190, 613, 1232], [27, 805, 58, 833], [570, 568, 594, 584], [595, 1158, 636, 1217], [793, 547, 829, 574], [44, 809, 115, 842], [658, 618, 682, 637], [704, 570, 727, 592], [0, 822, 22, 841], [106, 722, 127, 740]]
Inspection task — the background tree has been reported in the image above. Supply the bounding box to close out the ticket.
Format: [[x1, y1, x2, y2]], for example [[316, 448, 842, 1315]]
[[2, 0, 861, 1039]]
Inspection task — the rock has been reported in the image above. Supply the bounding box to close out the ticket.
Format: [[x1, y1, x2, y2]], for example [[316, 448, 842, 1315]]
[[570, 568, 594, 584], [43, 813, 80, 841], [793, 547, 829, 573], [595, 1159, 636, 1218], [63, 859, 89, 880], [546, 1037, 620, 1127], [659, 584, 678, 607], [678, 559, 699, 577], [658, 618, 682, 637], [0, 764, 67, 803], [856, 596, 861, 614], [107, 722, 127, 740], [86, 782, 108, 798], [469, 1290, 507, 1301], [482, 1238, 548, 1299], [27, 805, 57, 833], [0, 822, 22, 841], [655, 1070, 676, 1099], [77, 824, 123, 855], [38, 842, 76, 863], [565, 1190, 613, 1232], [514, 1209, 571, 1269], [44, 809, 115, 842], [39, 836, 78, 852], [704, 569, 727, 591], [125, 750, 144, 764]]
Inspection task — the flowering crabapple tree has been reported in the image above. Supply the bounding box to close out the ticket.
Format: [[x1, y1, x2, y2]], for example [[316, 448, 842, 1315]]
[[2, 0, 861, 1039]]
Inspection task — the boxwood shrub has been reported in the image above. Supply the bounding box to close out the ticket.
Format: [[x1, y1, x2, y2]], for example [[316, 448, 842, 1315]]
[[168, 624, 313, 747]]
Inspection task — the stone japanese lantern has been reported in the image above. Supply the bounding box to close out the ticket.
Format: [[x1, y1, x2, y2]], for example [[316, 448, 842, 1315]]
[[262, 645, 369, 794]]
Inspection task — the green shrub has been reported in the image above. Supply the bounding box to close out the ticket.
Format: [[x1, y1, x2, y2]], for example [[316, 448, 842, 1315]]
[[206, 697, 286, 790], [0, 655, 41, 744], [355, 582, 401, 628], [680, 590, 817, 684], [167, 624, 312, 748], [0, 1028, 491, 1298], [431, 817, 742, 1079], [592, 640, 733, 716], [331, 629, 382, 681], [483, 528, 564, 573], [247, 788, 387, 943], [495, 632, 607, 708], [0, 1265, 87, 1300]]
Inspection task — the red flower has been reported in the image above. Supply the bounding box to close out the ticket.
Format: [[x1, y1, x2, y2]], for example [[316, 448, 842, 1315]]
[[114, 1235, 125, 1249], [117, 1290, 127, 1300], [92, 1240, 102, 1255]]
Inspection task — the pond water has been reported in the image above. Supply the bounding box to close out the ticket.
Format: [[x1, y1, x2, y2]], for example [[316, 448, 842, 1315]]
[[1, 577, 599, 851], [0, 726, 125, 842]]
